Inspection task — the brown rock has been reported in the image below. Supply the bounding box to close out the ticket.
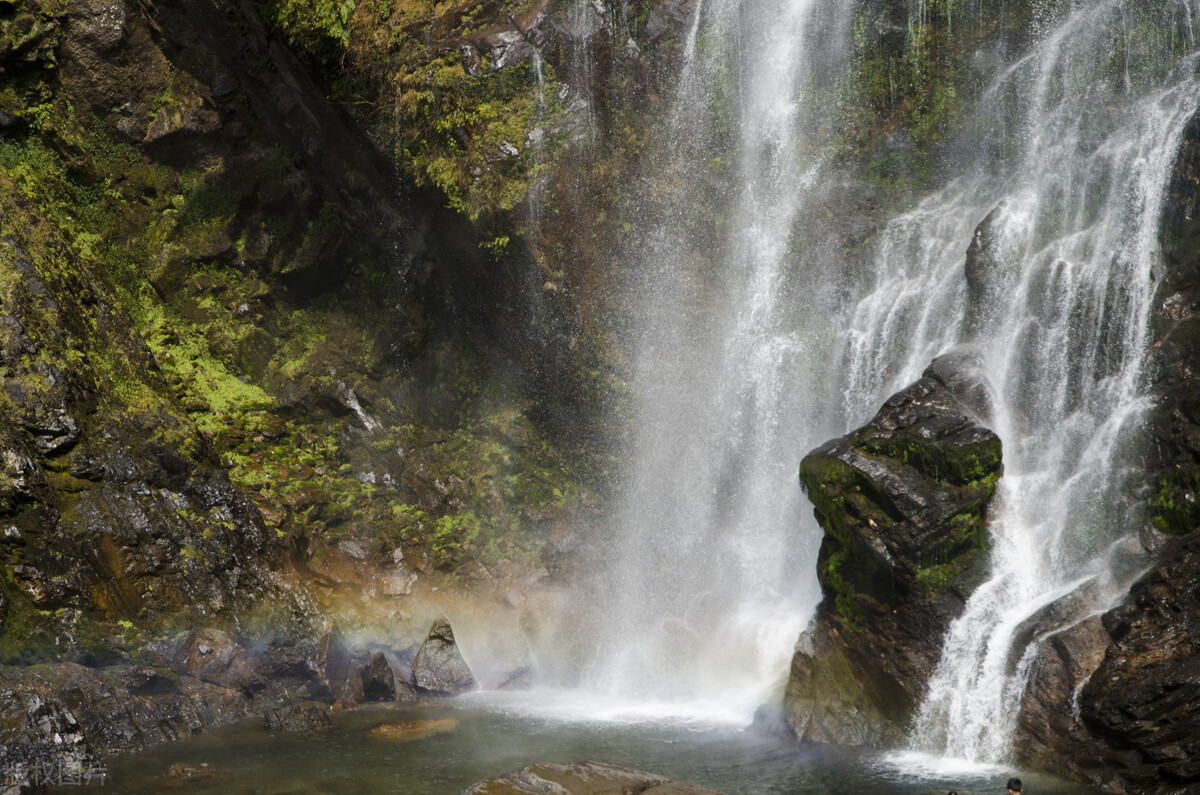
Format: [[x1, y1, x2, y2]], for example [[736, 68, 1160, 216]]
[[368, 718, 457, 741], [461, 761, 720, 794]]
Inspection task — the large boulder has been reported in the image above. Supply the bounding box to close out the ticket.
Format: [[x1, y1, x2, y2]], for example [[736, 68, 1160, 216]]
[[412, 616, 477, 696], [785, 348, 1002, 745], [461, 761, 720, 794]]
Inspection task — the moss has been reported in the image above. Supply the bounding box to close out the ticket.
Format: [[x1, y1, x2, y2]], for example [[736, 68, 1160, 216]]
[[818, 541, 865, 630], [1150, 467, 1200, 537], [0, 578, 59, 664], [854, 430, 1002, 486]]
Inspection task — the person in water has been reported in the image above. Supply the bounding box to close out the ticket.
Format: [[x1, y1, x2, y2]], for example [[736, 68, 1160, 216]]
[[1007, 778, 1023, 794]]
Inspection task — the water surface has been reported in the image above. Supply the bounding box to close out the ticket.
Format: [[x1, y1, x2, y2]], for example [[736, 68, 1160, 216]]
[[68, 692, 1101, 794]]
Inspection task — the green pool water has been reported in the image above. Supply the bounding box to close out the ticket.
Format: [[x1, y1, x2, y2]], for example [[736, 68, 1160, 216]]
[[60, 692, 1101, 794]]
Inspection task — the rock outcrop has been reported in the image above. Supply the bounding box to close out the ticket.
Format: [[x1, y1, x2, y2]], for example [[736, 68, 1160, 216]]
[[461, 761, 721, 794], [785, 348, 1002, 745], [413, 616, 477, 696]]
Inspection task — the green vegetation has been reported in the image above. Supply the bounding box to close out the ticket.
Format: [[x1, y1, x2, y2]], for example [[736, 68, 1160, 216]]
[[263, 0, 569, 219], [1150, 467, 1200, 537], [854, 428, 1002, 486]]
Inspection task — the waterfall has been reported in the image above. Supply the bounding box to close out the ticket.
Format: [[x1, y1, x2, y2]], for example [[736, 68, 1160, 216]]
[[577, 0, 855, 716], [556, 0, 1200, 752], [840, 0, 1200, 762]]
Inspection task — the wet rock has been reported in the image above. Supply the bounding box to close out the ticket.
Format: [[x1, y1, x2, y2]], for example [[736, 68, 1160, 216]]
[[359, 652, 397, 702], [461, 761, 721, 794], [784, 625, 903, 747], [312, 627, 364, 705], [120, 666, 179, 696], [381, 565, 417, 597], [786, 352, 1002, 745], [1068, 536, 1200, 792], [1005, 581, 1106, 674], [1013, 615, 1110, 774], [165, 762, 230, 781], [412, 616, 477, 696], [0, 673, 103, 788], [181, 627, 242, 680], [963, 203, 1022, 339], [0, 447, 38, 513], [263, 701, 332, 734], [368, 718, 457, 741]]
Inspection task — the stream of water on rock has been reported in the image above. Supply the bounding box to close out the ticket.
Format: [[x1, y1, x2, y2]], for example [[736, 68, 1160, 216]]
[[843, 0, 1200, 763]]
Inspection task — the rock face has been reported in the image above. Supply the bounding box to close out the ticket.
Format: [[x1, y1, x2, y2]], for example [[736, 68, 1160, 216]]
[[1077, 537, 1200, 789], [461, 761, 721, 795], [1012, 535, 1200, 793], [413, 616, 477, 696], [785, 348, 1002, 745]]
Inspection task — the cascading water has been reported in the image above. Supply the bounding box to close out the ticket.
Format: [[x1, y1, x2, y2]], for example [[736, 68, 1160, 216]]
[[551, 0, 1200, 766], [839, 0, 1200, 763], [575, 0, 855, 717]]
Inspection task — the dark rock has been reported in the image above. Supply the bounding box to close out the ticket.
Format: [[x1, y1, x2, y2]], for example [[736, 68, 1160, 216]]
[[263, 701, 332, 734], [119, 666, 178, 696], [311, 627, 364, 705], [963, 203, 1020, 339], [1071, 536, 1200, 793], [412, 616, 477, 696], [748, 695, 795, 740], [785, 353, 1002, 744], [1013, 615, 1110, 775], [1005, 580, 1107, 674], [359, 652, 397, 702], [460, 761, 721, 794], [784, 624, 903, 747], [0, 671, 104, 788]]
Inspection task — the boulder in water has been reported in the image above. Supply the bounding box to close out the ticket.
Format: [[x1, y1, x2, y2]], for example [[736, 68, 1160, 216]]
[[461, 761, 721, 794], [412, 616, 477, 696], [369, 718, 458, 741], [785, 351, 1002, 745], [263, 701, 333, 734]]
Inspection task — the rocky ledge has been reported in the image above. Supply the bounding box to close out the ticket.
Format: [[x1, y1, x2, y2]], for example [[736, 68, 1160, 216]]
[[0, 616, 476, 790], [784, 347, 1002, 745]]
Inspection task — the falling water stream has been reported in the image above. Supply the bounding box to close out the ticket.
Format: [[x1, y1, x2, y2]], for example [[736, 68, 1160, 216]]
[[576, 0, 854, 716], [842, 0, 1200, 763]]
